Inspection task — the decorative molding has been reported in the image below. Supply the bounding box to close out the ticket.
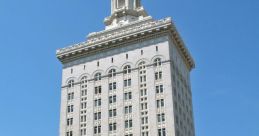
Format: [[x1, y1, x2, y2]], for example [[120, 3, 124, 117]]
[[56, 17, 195, 70]]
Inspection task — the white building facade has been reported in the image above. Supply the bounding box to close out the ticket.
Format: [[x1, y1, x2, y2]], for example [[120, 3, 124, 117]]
[[56, 0, 196, 136]]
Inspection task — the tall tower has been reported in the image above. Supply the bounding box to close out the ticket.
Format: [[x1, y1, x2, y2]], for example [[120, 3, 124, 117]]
[[56, 1, 196, 136]]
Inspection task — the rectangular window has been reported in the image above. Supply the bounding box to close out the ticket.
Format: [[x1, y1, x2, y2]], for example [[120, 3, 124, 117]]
[[109, 123, 117, 131], [67, 118, 73, 126], [140, 75, 146, 83], [124, 92, 132, 100], [81, 102, 87, 109], [67, 105, 74, 113], [141, 117, 148, 124], [157, 113, 165, 123], [125, 119, 133, 128], [80, 128, 86, 136], [109, 82, 117, 91], [141, 103, 148, 110], [157, 99, 165, 108], [156, 85, 164, 93], [94, 126, 101, 134], [124, 105, 132, 114], [155, 71, 163, 80], [94, 99, 101, 107], [66, 131, 73, 136], [68, 92, 74, 100], [109, 109, 117, 117], [109, 95, 117, 104], [140, 89, 147, 96], [94, 112, 101, 120], [80, 115, 86, 122], [124, 79, 132, 87], [95, 86, 102, 94], [158, 128, 166, 136]]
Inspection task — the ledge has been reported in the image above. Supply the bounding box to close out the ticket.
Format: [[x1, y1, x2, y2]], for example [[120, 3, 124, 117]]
[[56, 17, 195, 70]]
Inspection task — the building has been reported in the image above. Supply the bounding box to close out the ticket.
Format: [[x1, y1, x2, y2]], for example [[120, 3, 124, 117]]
[[56, 0, 196, 136]]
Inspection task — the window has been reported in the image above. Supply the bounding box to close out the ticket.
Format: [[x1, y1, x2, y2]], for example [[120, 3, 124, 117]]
[[94, 73, 101, 81], [109, 109, 117, 117], [140, 89, 147, 96], [109, 123, 117, 131], [94, 126, 101, 134], [154, 58, 162, 67], [124, 92, 132, 100], [141, 117, 148, 124], [125, 119, 133, 128], [68, 80, 74, 88], [155, 71, 162, 80], [94, 112, 101, 120], [139, 61, 146, 70], [66, 131, 73, 136], [124, 79, 132, 87], [94, 99, 101, 107], [108, 69, 116, 78], [109, 95, 117, 104], [156, 85, 164, 94], [67, 118, 73, 126], [81, 128, 86, 136], [68, 92, 74, 100], [157, 99, 165, 108], [141, 132, 149, 136], [67, 105, 74, 113], [94, 86, 102, 94], [117, 0, 125, 8], [140, 75, 146, 83], [136, 0, 141, 7], [158, 128, 166, 136], [81, 76, 88, 96], [157, 113, 165, 123], [124, 105, 132, 114], [141, 103, 148, 110], [109, 82, 117, 91], [123, 65, 131, 74], [81, 102, 87, 109], [80, 115, 86, 122], [81, 76, 87, 87]]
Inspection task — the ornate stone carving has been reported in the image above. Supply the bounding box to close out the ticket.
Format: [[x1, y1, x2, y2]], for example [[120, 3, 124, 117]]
[[56, 17, 195, 69]]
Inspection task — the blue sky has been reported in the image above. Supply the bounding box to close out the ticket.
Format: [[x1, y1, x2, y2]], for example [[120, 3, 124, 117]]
[[0, 0, 258, 136]]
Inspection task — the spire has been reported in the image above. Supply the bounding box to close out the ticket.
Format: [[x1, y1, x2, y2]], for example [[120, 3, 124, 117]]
[[104, 0, 149, 29]]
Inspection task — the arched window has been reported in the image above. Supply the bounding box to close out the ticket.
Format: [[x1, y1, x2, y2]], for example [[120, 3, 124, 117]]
[[68, 80, 74, 88], [123, 65, 131, 74], [108, 69, 116, 78], [94, 73, 102, 81], [139, 61, 146, 70], [139, 61, 146, 82], [81, 76, 88, 96], [154, 58, 162, 67], [81, 76, 88, 88]]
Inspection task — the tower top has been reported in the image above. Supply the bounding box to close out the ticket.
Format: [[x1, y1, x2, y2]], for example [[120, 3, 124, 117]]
[[104, 0, 149, 29]]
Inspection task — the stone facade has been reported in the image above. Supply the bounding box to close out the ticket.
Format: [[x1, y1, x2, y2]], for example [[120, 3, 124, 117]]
[[57, 1, 195, 136]]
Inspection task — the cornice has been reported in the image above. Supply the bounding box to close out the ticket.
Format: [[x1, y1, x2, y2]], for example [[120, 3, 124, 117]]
[[56, 17, 195, 70]]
